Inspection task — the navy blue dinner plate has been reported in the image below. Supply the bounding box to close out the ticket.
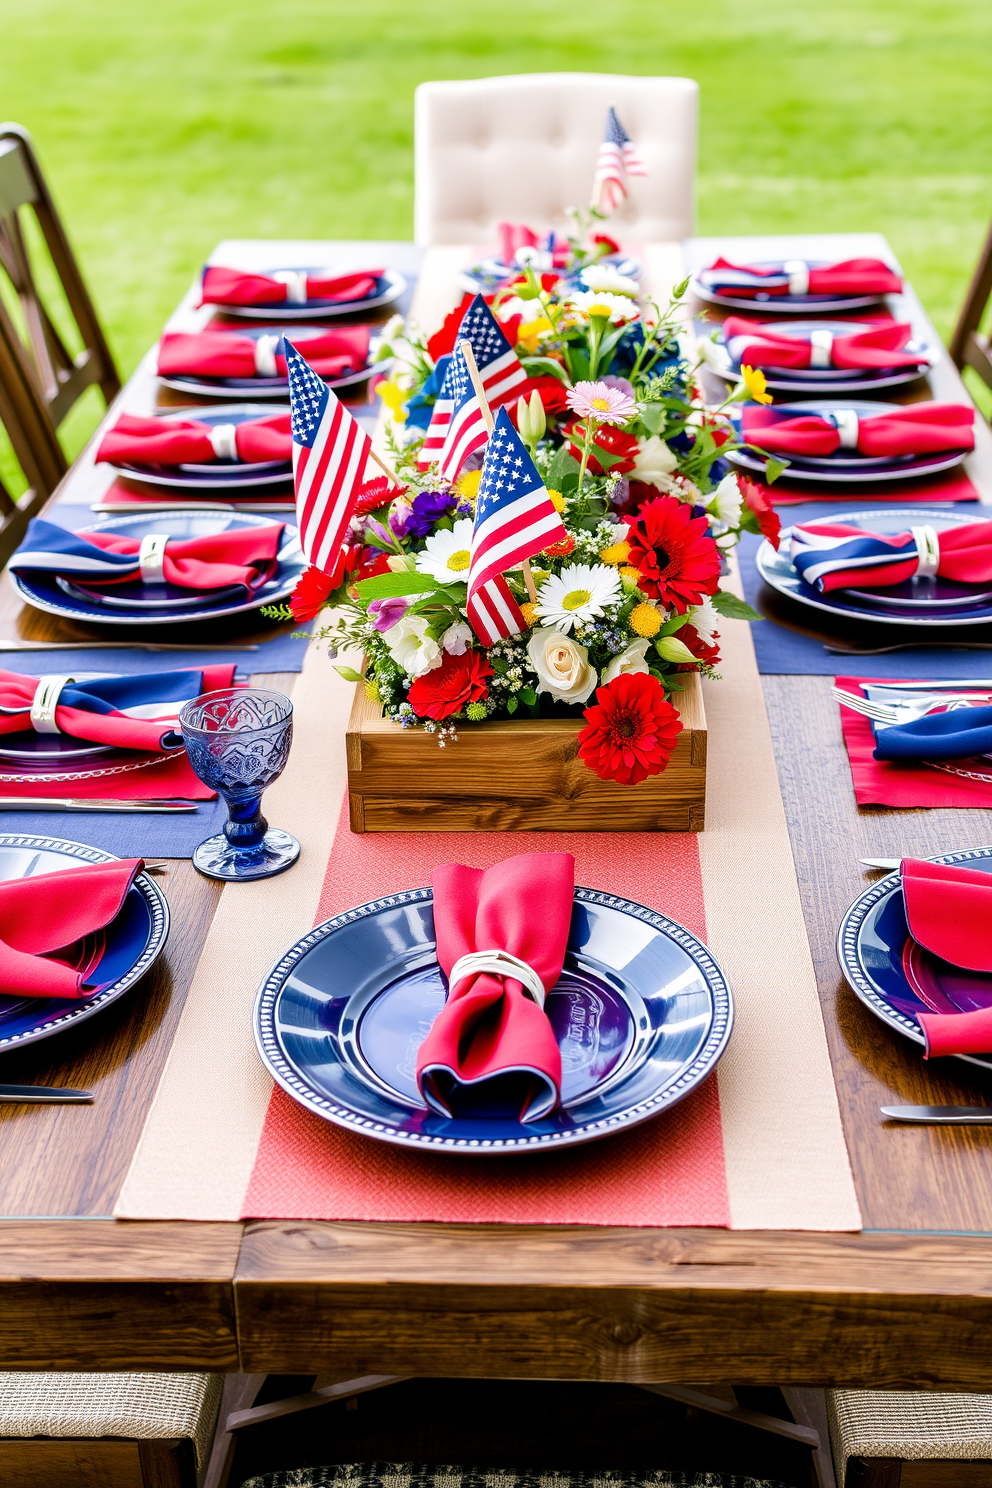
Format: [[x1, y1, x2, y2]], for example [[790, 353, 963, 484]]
[[253, 885, 733, 1155], [219, 267, 406, 320], [0, 837, 169, 1052], [112, 404, 293, 492]]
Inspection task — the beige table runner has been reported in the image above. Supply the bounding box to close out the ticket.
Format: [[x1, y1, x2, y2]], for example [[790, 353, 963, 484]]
[[116, 246, 859, 1228]]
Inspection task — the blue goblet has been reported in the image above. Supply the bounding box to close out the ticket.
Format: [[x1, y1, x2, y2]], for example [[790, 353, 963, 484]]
[[179, 688, 300, 882]]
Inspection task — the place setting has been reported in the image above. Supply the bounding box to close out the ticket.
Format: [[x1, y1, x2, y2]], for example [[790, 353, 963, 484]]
[[93, 403, 294, 494], [198, 261, 407, 319], [156, 322, 381, 398], [690, 253, 904, 313], [702, 316, 936, 396]]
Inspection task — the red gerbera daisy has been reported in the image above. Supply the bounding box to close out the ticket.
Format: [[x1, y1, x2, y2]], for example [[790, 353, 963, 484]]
[[289, 566, 335, 622], [577, 672, 683, 786], [626, 495, 722, 612], [407, 649, 493, 721]]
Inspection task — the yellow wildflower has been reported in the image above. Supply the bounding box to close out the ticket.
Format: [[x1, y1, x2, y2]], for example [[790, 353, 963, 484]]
[[519, 601, 539, 627], [378, 376, 408, 422], [588, 301, 613, 319], [457, 469, 482, 503], [740, 364, 773, 405], [546, 487, 566, 512], [619, 565, 641, 582], [516, 317, 553, 353], [365, 678, 381, 703], [630, 602, 663, 638], [599, 540, 632, 566]]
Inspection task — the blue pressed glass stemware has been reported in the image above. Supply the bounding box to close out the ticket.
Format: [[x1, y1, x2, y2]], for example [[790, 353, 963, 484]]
[[179, 687, 300, 881]]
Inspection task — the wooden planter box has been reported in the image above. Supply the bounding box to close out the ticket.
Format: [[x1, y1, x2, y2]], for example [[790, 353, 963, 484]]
[[346, 672, 706, 833]]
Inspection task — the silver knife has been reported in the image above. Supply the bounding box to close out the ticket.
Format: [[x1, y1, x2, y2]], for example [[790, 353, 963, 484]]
[[0, 640, 259, 651], [0, 799, 199, 813], [860, 857, 902, 870], [882, 1105, 992, 1124], [0, 1085, 93, 1104]]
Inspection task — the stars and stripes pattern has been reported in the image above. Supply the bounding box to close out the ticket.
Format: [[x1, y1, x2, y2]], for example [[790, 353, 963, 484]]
[[418, 295, 527, 469], [466, 407, 568, 645], [286, 341, 372, 576], [591, 106, 648, 213], [433, 343, 489, 482], [789, 524, 926, 592]]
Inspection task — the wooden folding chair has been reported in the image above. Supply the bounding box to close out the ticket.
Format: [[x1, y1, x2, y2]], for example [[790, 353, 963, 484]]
[[0, 302, 65, 565], [948, 215, 992, 400], [0, 122, 120, 430]]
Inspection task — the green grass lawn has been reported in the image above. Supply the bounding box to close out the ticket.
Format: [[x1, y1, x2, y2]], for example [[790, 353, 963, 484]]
[[0, 0, 990, 464]]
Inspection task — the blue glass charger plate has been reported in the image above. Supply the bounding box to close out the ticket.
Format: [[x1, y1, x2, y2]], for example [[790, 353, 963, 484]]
[[756, 507, 992, 627], [159, 324, 382, 399], [837, 847, 992, 1074], [220, 268, 406, 320], [709, 319, 932, 396], [253, 885, 734, 1155], [0, 836, 169, 1052], [113, 404, 292, 491], [12, 511, 305, 628]]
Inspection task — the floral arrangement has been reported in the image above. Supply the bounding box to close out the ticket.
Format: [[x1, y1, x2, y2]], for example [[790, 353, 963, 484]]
[[277, 243, 782, 788]]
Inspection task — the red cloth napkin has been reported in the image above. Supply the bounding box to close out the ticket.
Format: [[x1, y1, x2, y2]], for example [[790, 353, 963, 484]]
[[496, 223, 570, 268], [747, 469, 981, 506], [707, 256, 902, 297], [897, 857, 992, 1057], [723, 317, 924, 371], [96, 413, 291, 467], [199, 266, 382, 307], [793, 518, 992, 591], [742, 402, 975, 458], [416, 852, 573, 1123], [157, 327, 371, 380], [79, 524, 284, 593], [0, 858, 143, 999]]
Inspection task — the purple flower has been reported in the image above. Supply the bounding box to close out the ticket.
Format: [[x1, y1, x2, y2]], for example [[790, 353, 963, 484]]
[[364, 517, 396, 550], [405, 489, 470, 537], [608, 476, 631, 508], [368, 596, 410, 632]]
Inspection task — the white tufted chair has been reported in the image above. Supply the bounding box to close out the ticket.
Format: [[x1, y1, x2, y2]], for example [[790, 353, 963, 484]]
[[414, 73, 698, 247]]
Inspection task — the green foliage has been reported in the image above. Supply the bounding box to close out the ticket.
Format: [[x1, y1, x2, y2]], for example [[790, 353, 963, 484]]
[[711, 589, 764, 622], [333, 664, 364, 683], [355, 571, 438, 600]]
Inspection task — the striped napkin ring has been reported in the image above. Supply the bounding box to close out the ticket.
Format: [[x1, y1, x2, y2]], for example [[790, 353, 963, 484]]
[[30, 674, 76, 734], [831, 409, 860, 449], [911, 524, 941, 579], [272, 269, 308, 304], [208, 423, 239, 462], [138, 533, 169, 583], [808, 328, 834, 367], [446, 948, 547, 1009], [784, 258, 810, 296], [254, 334, 281, 378]]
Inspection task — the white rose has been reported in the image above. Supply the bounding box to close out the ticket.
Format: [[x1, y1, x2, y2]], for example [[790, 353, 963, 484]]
[[689, 596, 720, 646], [442, 621, 473, 655], [709, 472, 743, 526], [603, 637, 651, 684], [632, 434, 678, 488], [385, 614, 443, 677], [527, 628, 597, 705]]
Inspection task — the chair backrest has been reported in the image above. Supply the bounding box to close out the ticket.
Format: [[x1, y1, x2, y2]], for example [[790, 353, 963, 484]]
[[414, 73, 698, 247], [0, 304, 65, 566], [949, 214, 992, 402], [0, 123, 120, 428]]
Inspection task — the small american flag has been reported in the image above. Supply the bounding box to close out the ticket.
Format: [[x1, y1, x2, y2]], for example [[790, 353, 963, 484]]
[[435, 343, 489, 482], [286, 341, 372, 576], [466, 407, 567, 645], [592, 106, 648, 213], [418, 295, 526, 469]]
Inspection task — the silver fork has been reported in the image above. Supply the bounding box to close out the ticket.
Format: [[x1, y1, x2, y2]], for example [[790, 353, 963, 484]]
[[831, 687, 990, 725]]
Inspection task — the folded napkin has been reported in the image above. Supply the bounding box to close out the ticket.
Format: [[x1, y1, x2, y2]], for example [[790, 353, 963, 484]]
[[96, 412, 291, 468], [496, 223, 570, 269], [700, 256, 902, 298], [723, 317, 924, 372], [416, 852, 574, 1123], [199, 265, 383, 308], [157, 327, 370, 381], [791, 517, 992, 592], [0, 857, 143, 1000], [9, 518, 284, 596], [871, 703, 992, 763], [743, 402, 974, 459], [896, 858, 992, 1057], [0, 663, 237, 752]]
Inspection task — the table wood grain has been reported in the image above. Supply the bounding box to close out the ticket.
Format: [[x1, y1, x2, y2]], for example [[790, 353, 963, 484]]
[[2, 235, 992, 1381]]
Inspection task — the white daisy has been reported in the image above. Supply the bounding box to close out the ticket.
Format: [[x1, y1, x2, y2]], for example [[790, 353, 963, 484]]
[[415, 518, 475, 584], [689, 597, 720, 646], [707, 472, 743, 526], [580, 264, 640, 297], [566, 290, 639, 325], [535, 563, 622, 634]]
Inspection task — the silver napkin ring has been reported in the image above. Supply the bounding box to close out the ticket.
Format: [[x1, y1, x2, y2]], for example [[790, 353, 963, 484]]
[[30, 674, 76, 735], [784, 258, 810, 296], [208, 423, 239, 462], [831, 409, 860, 449], [138, 533, 169, 583], [272, 269, 308, 304], [254, 334, 281, 378], [447, 948, 547, 1009], [808, 328, 834, 368], [911, 524, 941, 579]]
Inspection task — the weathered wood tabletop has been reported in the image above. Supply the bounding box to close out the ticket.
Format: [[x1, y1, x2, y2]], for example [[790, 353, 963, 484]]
[[1, 235, 991, 1387]]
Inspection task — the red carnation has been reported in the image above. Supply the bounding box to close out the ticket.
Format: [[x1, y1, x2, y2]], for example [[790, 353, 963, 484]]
[[354, 476, 404, 518], [626, 495, 722, 612], [592, 233, 620, 255], [407, 649, 494, 722], [739, 475, 782, 550], [675, 623, 721, 670], [289, 566, 335, 622], [562, 420, 640, 475], [578, 672, 683, 786]]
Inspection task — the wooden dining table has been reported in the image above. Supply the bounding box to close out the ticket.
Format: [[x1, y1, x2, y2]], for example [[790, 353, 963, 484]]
[[1, 233, 992, 1391]]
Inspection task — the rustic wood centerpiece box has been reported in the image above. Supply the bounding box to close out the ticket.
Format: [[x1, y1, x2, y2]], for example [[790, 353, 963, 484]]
[[346, 671, 706, 833]]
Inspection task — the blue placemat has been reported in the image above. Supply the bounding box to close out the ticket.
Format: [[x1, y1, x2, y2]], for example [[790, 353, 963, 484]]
[[742, 500, 992, 678], [0, 797, 229, 858]]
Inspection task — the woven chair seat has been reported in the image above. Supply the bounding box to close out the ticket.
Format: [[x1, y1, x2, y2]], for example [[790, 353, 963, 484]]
[[0, 1372, 221, 1468], [829, 1390, 992, 1483], [241, 1464, 790, 1488]]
